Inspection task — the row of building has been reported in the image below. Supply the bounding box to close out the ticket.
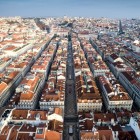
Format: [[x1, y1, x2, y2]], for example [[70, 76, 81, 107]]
[[6, 38, 58, 109]]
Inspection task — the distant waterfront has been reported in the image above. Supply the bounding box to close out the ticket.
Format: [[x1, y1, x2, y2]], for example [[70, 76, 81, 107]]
[[0, 0, 140, 18]]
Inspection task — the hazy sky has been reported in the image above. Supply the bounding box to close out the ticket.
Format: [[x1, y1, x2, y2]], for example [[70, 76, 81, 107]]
[[0, 0, 140, 18]]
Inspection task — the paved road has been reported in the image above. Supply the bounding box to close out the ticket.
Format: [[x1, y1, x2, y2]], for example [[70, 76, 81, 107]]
[[63, 33, 80, 140]]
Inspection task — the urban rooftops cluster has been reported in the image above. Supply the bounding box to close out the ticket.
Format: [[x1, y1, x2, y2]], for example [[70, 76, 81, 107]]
[[0, 16, 140, 140]]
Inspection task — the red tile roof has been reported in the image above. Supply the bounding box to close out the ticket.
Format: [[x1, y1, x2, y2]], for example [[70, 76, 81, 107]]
[[45, 131, 61, 140], [20, 90, 34, 100], [0, 82, 7, 95]]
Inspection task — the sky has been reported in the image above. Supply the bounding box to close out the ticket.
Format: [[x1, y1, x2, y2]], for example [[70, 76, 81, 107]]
[[0, 0, 140, 18]]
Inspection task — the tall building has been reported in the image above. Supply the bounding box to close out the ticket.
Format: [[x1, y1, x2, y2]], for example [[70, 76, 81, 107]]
[[118, 20, 125, 35]]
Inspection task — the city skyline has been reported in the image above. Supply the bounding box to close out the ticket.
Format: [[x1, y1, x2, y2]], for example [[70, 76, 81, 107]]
[[0, 1, 140, 139], [0, 14, 140, 140]]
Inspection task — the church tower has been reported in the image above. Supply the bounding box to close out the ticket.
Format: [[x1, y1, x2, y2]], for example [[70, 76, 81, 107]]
[[118, 20, 125, 35]]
